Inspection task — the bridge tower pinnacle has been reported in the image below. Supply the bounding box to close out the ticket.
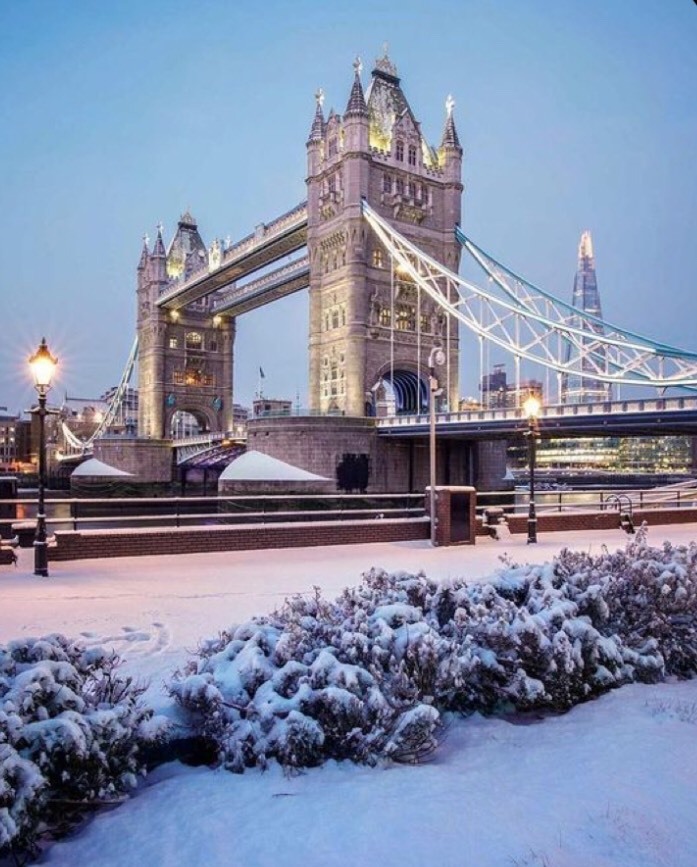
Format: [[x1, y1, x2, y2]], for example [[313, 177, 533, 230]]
[[306, 51, 463, 416], [136, 214, 235, 439]]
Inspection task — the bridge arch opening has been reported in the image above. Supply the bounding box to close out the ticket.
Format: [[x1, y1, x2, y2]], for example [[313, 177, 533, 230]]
[[170, 409, 210, 439], [368, 368, 428, 417]]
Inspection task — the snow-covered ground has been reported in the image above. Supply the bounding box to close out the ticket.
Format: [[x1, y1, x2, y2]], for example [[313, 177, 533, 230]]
[[3, 525, 697, 866]]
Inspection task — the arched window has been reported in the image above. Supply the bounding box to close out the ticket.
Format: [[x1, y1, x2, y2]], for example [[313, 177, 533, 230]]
[[185, 332, 203, 351], [408, 145, 417, 166], [395, 140, 404, 161]]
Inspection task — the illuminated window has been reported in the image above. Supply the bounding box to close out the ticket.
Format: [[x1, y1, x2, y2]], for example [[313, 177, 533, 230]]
[[396, 304, 415, 331], [379, 308, 391, 327], [395, 140, 404, 161], [408, 145, 417, 166], [373, 248, 384, 268], [169, 337, 178, 349], [185, 332, 203, 351]]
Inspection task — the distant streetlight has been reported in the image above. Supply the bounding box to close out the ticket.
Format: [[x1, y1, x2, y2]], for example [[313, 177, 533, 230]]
[[428, 346, 446, 547], [523, 394, 541, 545], [29, 338, 57, 577]]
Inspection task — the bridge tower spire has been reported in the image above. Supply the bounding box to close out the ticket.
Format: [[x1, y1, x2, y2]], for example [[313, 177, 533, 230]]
[[306, 50, 462, 416]]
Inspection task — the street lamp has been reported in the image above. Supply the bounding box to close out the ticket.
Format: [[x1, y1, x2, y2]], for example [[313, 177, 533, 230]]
[[522, 394, 541, 545], [428, 346, 446, 547], [29, 338, 57, 576]]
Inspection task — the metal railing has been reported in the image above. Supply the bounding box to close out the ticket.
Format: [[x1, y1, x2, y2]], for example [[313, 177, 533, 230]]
[[0, 493, 425, 533], [475, 481, 697, 520]]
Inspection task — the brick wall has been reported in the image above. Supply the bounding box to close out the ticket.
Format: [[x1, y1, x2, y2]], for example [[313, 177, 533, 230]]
[[479, 507, 697, 536], [48, 517, 431, 561]]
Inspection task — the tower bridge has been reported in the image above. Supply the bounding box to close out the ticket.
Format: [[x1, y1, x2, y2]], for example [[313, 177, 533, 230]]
[[82, 49, 697, 491]]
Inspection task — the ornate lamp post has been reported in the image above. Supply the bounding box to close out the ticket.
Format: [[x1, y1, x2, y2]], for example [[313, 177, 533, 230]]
[[29, 338, 57, 577], [428, 346, 446, 547], [522, 394, 541, 545]]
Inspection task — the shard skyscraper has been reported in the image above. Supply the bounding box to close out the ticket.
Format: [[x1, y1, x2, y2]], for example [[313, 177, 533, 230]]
[[561, 231, 612, 404]]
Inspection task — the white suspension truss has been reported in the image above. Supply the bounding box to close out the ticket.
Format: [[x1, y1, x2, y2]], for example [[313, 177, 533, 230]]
[[362, 201, 697, 389], [61, 336, 139, 453]]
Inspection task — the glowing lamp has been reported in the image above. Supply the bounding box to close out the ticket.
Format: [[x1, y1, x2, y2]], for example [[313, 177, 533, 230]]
[[523, 395, 541, 420], [29, 338, 57, 393]]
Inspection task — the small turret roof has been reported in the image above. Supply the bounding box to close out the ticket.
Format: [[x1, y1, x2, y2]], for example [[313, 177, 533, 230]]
[[152, 224, 166, 258], [440, 95, 461, 150], [345, 57, 368, 117], [308, 89, 325, 142], [137, 235, 149, 270]]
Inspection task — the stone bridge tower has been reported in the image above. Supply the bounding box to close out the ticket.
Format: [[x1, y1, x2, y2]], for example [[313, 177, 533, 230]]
[[136, 213, 235, 439], [306, 50, 463, 417]]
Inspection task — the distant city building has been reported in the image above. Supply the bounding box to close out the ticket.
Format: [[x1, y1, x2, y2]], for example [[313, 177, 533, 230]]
[[231, 403, 249, 437], [480, 364, 543, 409], [508, 435, 692, 475], [561, 231, 611, 404], [253, 398, 292, 418], [0, 413, 31, 471]]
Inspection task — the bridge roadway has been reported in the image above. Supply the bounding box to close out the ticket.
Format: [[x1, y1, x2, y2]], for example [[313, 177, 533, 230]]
[[212, 255, 309, 317], [156, 202, 308, 312], [376, 395, 697, 440]]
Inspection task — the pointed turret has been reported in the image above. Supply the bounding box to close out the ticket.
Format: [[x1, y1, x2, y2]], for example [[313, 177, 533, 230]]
[[345, 57, 368, 117], [152, 224, 166, 259], [441, 95, 461, 150], [149, 223, 167, 284], [343, 57, 369, 154], [307, 89, 325, 142], [137, 235, 149, 271]]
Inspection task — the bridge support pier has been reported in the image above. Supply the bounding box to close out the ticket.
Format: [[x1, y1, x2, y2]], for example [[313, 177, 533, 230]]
[[472, 440, 511, 492], [94, 439, 174, 483]]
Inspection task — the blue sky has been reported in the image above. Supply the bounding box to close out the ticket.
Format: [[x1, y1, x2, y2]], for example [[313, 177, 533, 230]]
[[1, 0, 696, 413]]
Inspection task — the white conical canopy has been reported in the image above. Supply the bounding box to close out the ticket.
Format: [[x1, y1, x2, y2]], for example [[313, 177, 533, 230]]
[[72, 458, 133, 477], [219, 450, 328, 482]]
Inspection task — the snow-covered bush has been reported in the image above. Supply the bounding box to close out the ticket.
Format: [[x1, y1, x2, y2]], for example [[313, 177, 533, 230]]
[[553, 528, 697, 677], [171, 530, 697, 772], [0, 634, 166, 859]]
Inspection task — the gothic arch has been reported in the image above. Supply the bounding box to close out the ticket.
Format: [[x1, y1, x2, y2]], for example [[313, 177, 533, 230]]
[[371, 363, 428, 415]]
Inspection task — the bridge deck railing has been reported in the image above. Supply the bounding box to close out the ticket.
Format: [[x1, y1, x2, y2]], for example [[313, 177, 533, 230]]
[[377, 395, 697, 428]]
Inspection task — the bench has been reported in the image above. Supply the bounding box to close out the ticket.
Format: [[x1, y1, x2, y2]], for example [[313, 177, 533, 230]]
[[11, 521, 37, 549]]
